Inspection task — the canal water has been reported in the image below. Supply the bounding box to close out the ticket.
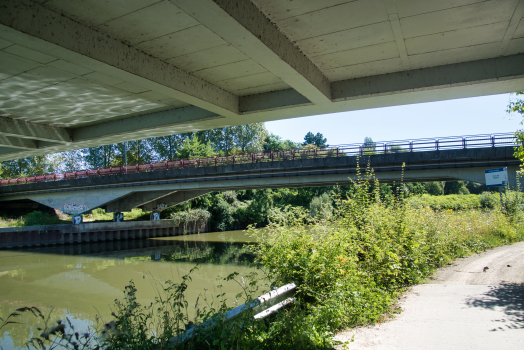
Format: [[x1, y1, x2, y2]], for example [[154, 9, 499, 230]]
[[0, 230, 262, 349]]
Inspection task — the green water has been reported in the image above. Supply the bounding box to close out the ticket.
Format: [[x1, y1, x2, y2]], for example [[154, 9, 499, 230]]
[[0, 230, 261, 349]]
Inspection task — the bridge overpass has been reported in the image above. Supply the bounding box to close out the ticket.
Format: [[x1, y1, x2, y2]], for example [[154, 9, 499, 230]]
[[1, 0, 524, 162], [0, 134, 520, 221]]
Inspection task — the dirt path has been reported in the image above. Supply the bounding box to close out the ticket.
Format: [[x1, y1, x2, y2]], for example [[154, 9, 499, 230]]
[[334, 242, 524, 350]]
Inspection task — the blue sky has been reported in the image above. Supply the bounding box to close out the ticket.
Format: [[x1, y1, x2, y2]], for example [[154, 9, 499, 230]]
[[265, 93, 523, 146]]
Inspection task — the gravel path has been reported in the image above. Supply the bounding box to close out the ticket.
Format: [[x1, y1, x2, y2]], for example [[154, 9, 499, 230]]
[[334, 242, 524, 350]]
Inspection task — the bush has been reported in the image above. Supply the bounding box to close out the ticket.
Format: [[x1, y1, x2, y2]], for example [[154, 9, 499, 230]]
[[250, 169, 524, 346], [424, 182, 443, 195], [309, 192, 333, 219], [480, 191, 499, 209], [170, 208, 210, 233], [23, 211, 63, 226], [408, 194, 482, 210]]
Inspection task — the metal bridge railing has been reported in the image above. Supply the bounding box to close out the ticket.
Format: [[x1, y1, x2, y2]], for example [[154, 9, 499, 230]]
[[0, 133, 518, 187]]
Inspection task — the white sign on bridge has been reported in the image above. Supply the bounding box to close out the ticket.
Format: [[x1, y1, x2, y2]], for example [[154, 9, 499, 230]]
[[485, 167, 508, 187]]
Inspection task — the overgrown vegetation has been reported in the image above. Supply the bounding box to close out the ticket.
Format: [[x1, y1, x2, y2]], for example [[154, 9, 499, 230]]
[[0, 207, 151, 227], [5, 165, 523, 349]]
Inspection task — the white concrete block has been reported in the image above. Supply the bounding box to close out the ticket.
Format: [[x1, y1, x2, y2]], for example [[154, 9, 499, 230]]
[[0, 37, 13, 50], [252, 0, 350, 21], [409, 42, 500, 69], [216, 71, 283, 91], [405, 22, 507, 56], [193, 59, 267, 83], [313, 42, 399, 70], [167, 44, 248, 72], [47, 60, 93, 76], [0, 51, 42, 81], [0, 66, 75, 100], [505, 37, 524, 55], [82, 72, 125, 86], [400, 0, 516, 39], [96, 1, 197, 46], [113, 82, 150, 94], [325, 57, 404, 81], [135, 25, 225, 60], [4, 45, 57, 64], [135, 90, 171, 102], [396, 0, 485, 18], [298, 21, 395, 57], [45, 0, 163, 27], [277, 0, 388, 41], [512, 17, 524, 39], [233, 81, 290, 96]]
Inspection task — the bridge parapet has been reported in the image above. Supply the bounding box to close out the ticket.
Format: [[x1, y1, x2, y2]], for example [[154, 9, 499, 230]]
[[0, 133, 518, 189]]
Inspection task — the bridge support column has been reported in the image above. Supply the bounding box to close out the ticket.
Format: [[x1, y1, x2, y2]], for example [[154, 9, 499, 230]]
[[113, 212, 124, 222], [72, 215, 82, 224]]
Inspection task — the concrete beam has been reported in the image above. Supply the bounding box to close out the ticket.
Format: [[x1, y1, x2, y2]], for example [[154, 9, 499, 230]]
[[384, 0, 410, 70], [141, 190, 211, 211], [332, 54, 524, 101], [25, 187, 137, 215], [74, 106, 221, 142], [0, 0, 239, 116], [500, 0, 524, 54], [173, 0, 332, 105], [0, 116, 71, 144], [105, 190, 177, 213], [0, 135, 37, 150]]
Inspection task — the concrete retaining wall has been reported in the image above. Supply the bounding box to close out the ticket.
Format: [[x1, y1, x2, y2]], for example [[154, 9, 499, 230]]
[[0, 220, 207, 249]]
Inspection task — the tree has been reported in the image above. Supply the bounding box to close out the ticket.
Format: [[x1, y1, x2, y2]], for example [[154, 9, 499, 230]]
[[363, 137, 377, 155], [177, 137, 217, 159], [231, 123, 268, 153], [84, 145, 117, 169], [1, 156, 54, 178], [51, 150, 85, 172], [507, 92, 524, 167], [113, 139, 154, 166], [302, 132, 327, 148], [263, 134, 299, 151], [152, 134, 188, 160]]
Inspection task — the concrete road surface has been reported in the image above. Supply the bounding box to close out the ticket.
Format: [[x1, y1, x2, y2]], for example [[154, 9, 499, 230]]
[[334, 242, 524, 350]]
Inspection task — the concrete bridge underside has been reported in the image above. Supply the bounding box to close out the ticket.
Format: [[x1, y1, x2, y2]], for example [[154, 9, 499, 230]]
[[0, 147, 520, 215], [1, 0, 524, 161]]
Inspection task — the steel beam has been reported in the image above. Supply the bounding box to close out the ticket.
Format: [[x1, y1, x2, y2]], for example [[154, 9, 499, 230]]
[[0, 0, 239, 116], [173, 0, 332, 105]]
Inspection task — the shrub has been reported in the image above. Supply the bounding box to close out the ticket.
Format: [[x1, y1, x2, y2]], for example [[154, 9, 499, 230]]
[[480, 191, 499, 209], [408, 193, 481, 210], [171, 208, 211, 234], [23, 211, 63, 226], [309, 192, 333, 219]]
